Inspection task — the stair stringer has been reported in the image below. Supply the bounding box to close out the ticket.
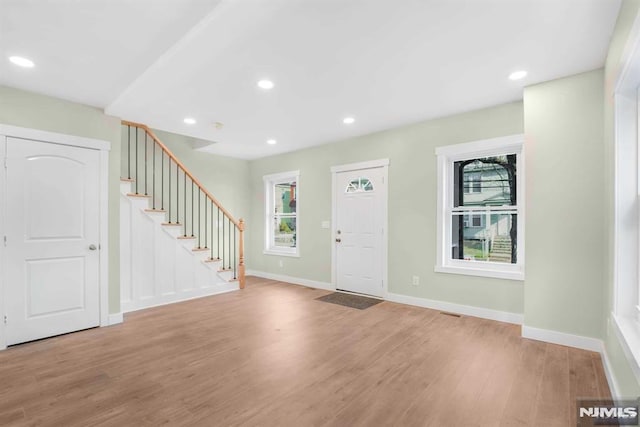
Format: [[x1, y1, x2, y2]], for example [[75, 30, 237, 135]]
[[120, 181, 239, 313]]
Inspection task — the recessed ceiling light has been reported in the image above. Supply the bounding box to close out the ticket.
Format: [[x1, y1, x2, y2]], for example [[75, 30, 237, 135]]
[[9, 56, 34, 68], [508, 70, 527, 81], [267, 139, 277, 145], [183, 117, 196, 125], [257, 79, 274, 90], [343, 117, 355, 124]]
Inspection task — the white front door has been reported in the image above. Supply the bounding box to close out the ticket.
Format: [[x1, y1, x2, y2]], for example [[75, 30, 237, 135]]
[[334, 167, 386, 297], [5, 137, 101, 346]]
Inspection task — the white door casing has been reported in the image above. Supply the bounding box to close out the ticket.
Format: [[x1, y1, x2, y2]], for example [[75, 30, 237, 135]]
[[0, 125, 110, 350], [331, 159, 389, 298]]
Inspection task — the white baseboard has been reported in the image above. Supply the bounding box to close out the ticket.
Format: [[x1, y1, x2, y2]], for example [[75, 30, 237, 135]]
[[386, 292, 524, 325], [247, 271, 522, 324], [246, 270, 334, 291], [107, 312, 124, 326], [521, 325, 602, 352]]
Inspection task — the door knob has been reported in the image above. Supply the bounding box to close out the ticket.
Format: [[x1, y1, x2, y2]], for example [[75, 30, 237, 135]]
[[335, 238, 341, 243], [89, 244, 97, 251]]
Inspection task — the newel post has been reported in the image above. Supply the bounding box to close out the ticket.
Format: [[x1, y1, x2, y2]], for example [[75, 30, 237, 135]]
[[238, 219, 245, 289]]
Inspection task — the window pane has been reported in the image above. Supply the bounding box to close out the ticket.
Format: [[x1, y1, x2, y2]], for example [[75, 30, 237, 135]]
[[453, 155, 516, 207], [451, 213, 517, 263], [274, 181, 297, 214], [346, 177, 374, 193], [273, 216, 296, 248]]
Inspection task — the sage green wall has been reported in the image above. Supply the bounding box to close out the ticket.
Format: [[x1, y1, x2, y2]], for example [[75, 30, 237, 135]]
[[523, 69, 605, 338], [149, 129, 250, 223], [0, 85, 122, 314], [603, 0, 640, 397], [248, 102, 525, 315]]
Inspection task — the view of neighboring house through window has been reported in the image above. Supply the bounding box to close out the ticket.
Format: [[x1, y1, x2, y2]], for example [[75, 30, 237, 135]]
[[453, 155, 517, 263], [435, 135, 524, 280], [463, 173, 482, 194], [273, 181, 297, 247], [463, 213, 484, 228], [263, 171, 299, 257]]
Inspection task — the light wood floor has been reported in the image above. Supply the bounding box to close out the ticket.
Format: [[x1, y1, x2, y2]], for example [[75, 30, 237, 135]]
[[0, 277, 611, 426]]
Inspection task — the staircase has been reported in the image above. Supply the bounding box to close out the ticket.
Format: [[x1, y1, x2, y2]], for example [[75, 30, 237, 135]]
[[489, 235, 512, 263], [120, 121, 244, 312]]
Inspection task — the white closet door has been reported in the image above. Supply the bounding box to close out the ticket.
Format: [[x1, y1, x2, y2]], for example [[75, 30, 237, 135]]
[[5, 137, 101, 346]]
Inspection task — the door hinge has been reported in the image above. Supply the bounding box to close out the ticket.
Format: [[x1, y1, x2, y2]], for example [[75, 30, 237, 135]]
[[3, 236, 5, 247], [3, 158, 6, 169], [3, 315, 6, 324]]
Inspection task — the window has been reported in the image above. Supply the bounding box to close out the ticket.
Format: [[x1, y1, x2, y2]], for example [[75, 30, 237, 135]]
[[263, 170, 299, 257], [346, 177, 374, 193], [435, 135, 524, 280], [612, 31, 640, 382]]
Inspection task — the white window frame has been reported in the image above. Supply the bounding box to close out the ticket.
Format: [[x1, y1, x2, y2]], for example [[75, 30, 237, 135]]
[[435, 134, 525, 281], [263, 170, 300, 257], [612, 13, 640, 384]]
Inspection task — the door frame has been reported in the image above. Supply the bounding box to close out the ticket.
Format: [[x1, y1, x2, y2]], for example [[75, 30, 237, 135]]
[[330, 159, 389, 298], [0, 124, 110, 351]]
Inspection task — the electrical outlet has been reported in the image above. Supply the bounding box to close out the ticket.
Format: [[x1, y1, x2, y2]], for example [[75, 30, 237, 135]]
[[279, 260, 283, 268], [412, 275, 419, 286]]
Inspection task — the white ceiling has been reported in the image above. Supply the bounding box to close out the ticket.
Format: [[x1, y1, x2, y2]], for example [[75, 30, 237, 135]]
[[0, 0, 621, 159]]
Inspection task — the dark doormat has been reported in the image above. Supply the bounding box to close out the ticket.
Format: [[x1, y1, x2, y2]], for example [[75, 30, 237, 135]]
[[316, 292, 383, 310]]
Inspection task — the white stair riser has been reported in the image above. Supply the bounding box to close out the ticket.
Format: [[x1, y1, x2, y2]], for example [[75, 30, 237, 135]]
[[178, 238, 196, 250], [217, 269, 235, 281], [127, 197, 150, 210], [120, 181, 132, 194], [144, 211, 168, 223], [161, 225, 183, 238], [203, 259, 223, 271], [191, 249, 212, 261]]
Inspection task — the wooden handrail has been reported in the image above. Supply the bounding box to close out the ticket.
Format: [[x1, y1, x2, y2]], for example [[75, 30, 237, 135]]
[[122, 120, 240, 228]]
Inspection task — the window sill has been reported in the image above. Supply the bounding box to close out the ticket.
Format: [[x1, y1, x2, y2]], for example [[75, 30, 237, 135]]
[[434, 264, 524, 281], [612, 313, 640, 384], [263, 249, 300, 258]]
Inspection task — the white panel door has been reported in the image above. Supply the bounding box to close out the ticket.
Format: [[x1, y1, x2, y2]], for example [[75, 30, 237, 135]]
[[335, 167, 385, 297], [5, 137, 100, 346]]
